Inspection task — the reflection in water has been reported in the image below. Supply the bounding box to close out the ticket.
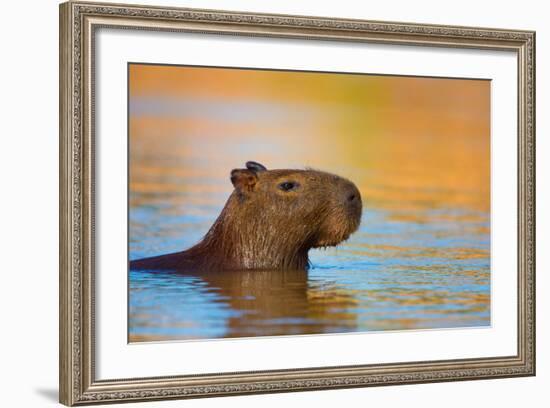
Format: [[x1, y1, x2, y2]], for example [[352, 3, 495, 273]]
[[129, 207, 490, 342], [128, 64, 491, 342], [130, 268, 357, 341]]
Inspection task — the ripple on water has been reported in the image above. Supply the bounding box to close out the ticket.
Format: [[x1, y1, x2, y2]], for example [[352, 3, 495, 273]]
[[129, 206, 490, 342]]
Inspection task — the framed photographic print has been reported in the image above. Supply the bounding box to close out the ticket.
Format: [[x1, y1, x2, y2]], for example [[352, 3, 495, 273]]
[[59, 1, 536, 405]]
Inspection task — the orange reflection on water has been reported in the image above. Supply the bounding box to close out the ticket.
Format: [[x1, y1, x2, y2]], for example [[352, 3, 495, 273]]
[[129, 64, 489, 214]]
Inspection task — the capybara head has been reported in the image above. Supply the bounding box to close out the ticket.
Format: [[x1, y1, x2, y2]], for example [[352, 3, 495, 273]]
[[197, 161, 362, 270]]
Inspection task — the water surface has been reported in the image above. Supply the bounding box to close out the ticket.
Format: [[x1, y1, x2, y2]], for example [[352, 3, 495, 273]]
[[128, 64, 490, 342], [130, 200, 489, 341]]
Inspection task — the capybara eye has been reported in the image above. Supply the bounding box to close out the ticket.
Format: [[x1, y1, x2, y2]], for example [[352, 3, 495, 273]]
[[278, 181, 299, 192]]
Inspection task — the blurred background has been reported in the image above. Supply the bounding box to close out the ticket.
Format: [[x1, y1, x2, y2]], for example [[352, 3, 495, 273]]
[[128, 63, 490, 342]]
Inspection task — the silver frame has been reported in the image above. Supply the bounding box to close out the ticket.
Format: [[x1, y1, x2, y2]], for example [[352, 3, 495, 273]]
[[59, 1, 536, 405]]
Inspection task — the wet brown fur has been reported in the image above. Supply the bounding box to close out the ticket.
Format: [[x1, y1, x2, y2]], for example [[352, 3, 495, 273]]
[[130, 162, 362, 271]]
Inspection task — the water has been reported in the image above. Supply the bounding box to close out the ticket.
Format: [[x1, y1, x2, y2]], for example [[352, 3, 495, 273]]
[[129, 201, 490, 342], [128, 65, 490, 342]]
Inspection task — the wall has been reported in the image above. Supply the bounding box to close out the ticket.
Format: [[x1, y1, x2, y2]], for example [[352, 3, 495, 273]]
[[0, 0, 546, 407]]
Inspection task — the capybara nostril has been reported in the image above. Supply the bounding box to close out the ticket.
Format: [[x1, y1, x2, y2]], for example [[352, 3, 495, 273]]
[[342, 182, 361, 206]]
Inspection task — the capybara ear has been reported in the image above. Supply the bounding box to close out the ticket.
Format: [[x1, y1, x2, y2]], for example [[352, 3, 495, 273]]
[[246, 161, 267, 173], [230, 169, 258, 193]]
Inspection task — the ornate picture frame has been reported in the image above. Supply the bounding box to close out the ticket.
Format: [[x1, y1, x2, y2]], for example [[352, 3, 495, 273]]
[[59, 1, 535, 405]]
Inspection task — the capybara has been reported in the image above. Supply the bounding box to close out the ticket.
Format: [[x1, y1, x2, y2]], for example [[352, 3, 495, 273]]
[[130, 161, 362, 271]]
